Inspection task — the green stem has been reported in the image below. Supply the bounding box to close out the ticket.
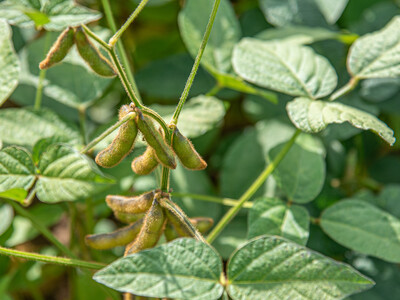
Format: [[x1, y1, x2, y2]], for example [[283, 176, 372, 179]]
[[206, 129, 301, 243], [330, 77, 360, 101], [23, 185, 37, 206], [0, 246, 105, 270], [171, 192, 253, 208], [79, 107, 88, 145], [108, 0, 150, 47], [206, 84, 222, 97], [160, 167, 170, 192], [6, 200, 77, 258], [34, 31, 51, 110], [81, 24, 111, 51], [101, 0, 142, 100], [171, 0, 222, 125], [80, 112, 135, 154]]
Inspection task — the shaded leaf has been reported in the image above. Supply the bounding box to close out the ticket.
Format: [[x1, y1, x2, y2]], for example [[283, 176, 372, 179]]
[[36, 145, 113, 203], [320, 199, 400, 263], [248, 197, 309, 245], [94, 238, 224, 300], [0, 20, 20, 107], [314, 0, 349, 24], [227, 236, 374, 300], [0, 204, 13, 236], [286, 97, 395, 145], [232, 38, 337, 98]]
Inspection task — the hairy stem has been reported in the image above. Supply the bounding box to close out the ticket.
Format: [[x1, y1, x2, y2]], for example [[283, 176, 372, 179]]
[[0, 246, 105, 269], [330, 77, 360, 101], [171, 0, 222, 125], [207, 129, 301, 243]]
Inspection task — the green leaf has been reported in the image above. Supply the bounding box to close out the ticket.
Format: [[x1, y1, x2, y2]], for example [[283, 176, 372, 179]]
[[314, 0, 349, 24], [0, 188, 27, 202], [94, 238, 224, 300], [320, 199, 400, 263], [0, 0, 101, 31], [0, 108, 81, 148], [36, 145, 113, 203], [232, 38, 337, 99], [286, 97, 396, 145], [348, 16, 400, 79], [0, 20, 20, 106], [0, 204, 13, 236], [178, 0, 241, 74], [269, 135, 325, 203], [248, 197, 310, 245], [227, 236, 374, 300], [0, 147, 36, 199]]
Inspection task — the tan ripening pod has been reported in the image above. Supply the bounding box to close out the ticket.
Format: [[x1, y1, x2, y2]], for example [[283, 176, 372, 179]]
[[124, 199, 165, 256], [114, 211, 145, 224], [74, 26, 116, 77], [135, 112, 176, 169], [39, 27, 74, 69], [172, 128, 207, 170], [131, 146, 159, 175], [85, 218, 144, 250], [106, 190, 154, 214], [95, 105, 137, 168]]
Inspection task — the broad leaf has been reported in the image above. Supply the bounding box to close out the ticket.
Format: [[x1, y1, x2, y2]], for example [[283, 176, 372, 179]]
[[0, 147, 36, 198], [0, 108, 81, 148], [320, 199, 400, 263], [178, 0, 241, 74], [36, 145, 113, 203], [286, 97, 396, 145], [0, 204, 13, 236], [314, 0, 349, 24], [348, 16, 400, 79], [0, 20, 20, 107], [94, 238, 224, 300], [232, 38, 337, 99], [227, 236, 374, 300], [248, 197, 309, 245], [0, 0, 101, 31], [269, 135, 325, 203]]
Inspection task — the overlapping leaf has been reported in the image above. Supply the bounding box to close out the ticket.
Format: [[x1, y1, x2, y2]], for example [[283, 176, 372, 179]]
[[227, 236, 374, 300], [94, 238, 224, 300], [286, 97, 396, 145], [232, 38, 337, 98]]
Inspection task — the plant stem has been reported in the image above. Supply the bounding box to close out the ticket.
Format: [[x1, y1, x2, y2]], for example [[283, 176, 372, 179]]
[[81, 24, 111, 50], [101, 0, 141, 100], [171, 192, 253, 208], [108, 0, 150, 47], [206, 84, 222, 97], [160, 167, 170, 192], [80, 112, 135, 154], [171, 0, 222, 125], [79, 107, 88, 145], [34, 31, 51, 110], [0, 246, 105, 269], [6, 200, 77, 258], [206, 129, 301, 243], [330, 77, 360, 101]]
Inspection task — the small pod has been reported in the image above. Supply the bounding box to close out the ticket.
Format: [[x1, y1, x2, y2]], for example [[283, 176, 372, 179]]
[[131, 146, 159, 175], [74, 26, 116, 77], [124, 199, 165, 256], [164, 217, 213, 242], [136, 112, 176, 169], [39, 27, 74, 70], [95, 105, 137, 168], [114, 211, 145, 224], [106, 191, 154, 214], [191, 217, 214, 234], [85, 219, 144, 250], [172, 128, 207, 170]]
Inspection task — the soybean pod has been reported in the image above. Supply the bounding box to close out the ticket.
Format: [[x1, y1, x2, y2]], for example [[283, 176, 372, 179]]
[[131, 146, 159, 175], [164, 217, 214, 241], [95, 105, 137, 168], [172, 128, 207, 170], [39, 27, 74, 69], [114, 211, 145, 224], [106, 191, 154, 214]]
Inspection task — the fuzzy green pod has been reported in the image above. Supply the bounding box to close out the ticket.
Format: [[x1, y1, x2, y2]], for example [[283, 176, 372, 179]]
[[131, 146, 159, 175], [136, 112, 176, 169], [164, 217, 213, 241], [74, 26, 116, 77], [114, 211, 145, 224], [172, 128, 207, 170], [191, 217, 214, 234], [39, 27, 74, 70], [124, 199, 165, 256], [95, 105, 137, 168], [164, 208, 192, 238], [85, 219, 143, 250], [106, 190, 154, 214]]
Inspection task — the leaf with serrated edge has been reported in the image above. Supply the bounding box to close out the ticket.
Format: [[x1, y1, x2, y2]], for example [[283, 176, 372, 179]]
[[94, 238, 224, 300], [232, 38, 337, 98], [227, 236, 374, 300], [36, 145, 112, 203], [248, 197, 309, 245], [321, 199, 400, 263], [0, 20, 20, 106], [348, 16, 400, 78], [286, 97, 396, 145], [0, 147, 36, 196]]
